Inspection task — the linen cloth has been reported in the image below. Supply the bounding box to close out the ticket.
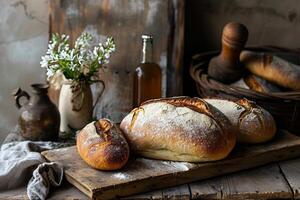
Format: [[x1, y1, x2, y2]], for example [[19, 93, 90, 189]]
[[27, 162, 64, 200], [0, 132, 74, 200]]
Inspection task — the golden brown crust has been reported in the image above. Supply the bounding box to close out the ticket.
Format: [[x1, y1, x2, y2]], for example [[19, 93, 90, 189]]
[[241, 50, 300, 90], [121, 97, 236, 162], [76, 118, 130, 170], [205, 98, 276, 144], [141, 96, 212, 116], [236, 99, 276, 143], [205, 98, 277, 144]]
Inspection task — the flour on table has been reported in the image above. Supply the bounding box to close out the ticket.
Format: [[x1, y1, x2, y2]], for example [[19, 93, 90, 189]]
[[162, 161, 194, 171], [113, 172, 131, 180]]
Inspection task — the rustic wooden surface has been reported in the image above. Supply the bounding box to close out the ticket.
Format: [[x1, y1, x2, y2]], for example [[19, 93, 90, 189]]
[[221, 164, 292, 199], [48, 0, 185, 122], [3, 158, 300, 199], [279, 159, 300, 199], [41, 130, 300, 199]]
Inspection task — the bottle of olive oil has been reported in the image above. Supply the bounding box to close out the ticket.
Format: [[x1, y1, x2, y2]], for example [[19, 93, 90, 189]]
[[133, 35, 162, 108]]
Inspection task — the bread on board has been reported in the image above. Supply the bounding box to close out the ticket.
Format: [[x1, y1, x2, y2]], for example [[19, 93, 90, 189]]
[[205, 98, 276, 144], [120, 97, 236, 162], [77, 118, 130, 170]]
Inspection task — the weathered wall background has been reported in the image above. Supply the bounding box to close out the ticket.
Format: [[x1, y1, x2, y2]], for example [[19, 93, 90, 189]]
[[0, 0, 48, 142], [2, 0, 300, 142], [186, 0, 300, 54]]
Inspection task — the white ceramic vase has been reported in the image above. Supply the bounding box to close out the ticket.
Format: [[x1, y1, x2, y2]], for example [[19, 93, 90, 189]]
[[58, 82, 93, 134]]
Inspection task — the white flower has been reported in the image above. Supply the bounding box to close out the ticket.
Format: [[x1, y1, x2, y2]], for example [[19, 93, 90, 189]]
[[93, 46, 99, 56], [61, 34, 69, 40], [104, 52, 110, 59], [99, 45, 104, 52], [48, 43, 55, 52], [40, 32, 116, 82], [75, 32, 93, 49], [40, 55, 49, 68], [77, 55, 83, 65], [60, 51, 69, 59], [69, 49, 75, 61], [108, 47, 115, 53], [40, 61, 48, 68], [69, 62, 76, 71], [46, 69, 54, 78]]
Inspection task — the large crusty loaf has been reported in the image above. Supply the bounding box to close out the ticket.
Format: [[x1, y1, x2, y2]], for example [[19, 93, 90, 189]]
[[77, 118, 130, 170], [240, 50, 300, 90], [120, 97, 236, 162], [205, 98, 276, 144]]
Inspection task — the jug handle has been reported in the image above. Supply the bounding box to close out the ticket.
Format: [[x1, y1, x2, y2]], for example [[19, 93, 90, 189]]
[[12, 88, 30, 109]]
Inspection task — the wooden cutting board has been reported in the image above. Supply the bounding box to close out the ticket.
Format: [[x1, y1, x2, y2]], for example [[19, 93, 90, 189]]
[[42, 130, 300, 200]]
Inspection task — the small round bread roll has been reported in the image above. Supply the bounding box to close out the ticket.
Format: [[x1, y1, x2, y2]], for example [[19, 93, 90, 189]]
[[237, 99, 276, 143], [77, 118, 130, 170], [205, 98, 276, 144]]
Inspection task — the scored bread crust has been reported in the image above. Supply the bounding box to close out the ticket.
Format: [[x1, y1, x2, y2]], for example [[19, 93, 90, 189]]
[[204, 98, 276, 144], [77, 118, 130, 170], [120, 97, 236, 162], [236, 99, 276, 143]]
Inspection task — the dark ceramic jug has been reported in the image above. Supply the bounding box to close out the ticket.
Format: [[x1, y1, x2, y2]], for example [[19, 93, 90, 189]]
[[13, 84, 60, 141]]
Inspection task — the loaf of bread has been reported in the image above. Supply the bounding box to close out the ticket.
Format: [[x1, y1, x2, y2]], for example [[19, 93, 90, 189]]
[[205, 98, 276, 144], [230, 78, 250, 89], [244, 74, 282, 93], [77, 118, 130, 170], [120, 97, 236, 162], [240, 50, 300, 90]]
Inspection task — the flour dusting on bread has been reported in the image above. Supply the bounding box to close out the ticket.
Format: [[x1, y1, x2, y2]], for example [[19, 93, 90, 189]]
[[120, 97, 236, 162]]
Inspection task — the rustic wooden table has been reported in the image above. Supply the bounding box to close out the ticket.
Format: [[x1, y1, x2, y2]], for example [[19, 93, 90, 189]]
[[1, 157, 300, 200]]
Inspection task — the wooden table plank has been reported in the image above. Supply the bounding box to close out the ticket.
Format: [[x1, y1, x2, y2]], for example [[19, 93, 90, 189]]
[[122, 184, 190, 200], [121, 190, 162, 200], [0, 161, 298, 200], [48, 182, 89, 200], [0, 184, 189, 200], [162, 184, 190, 200], [189, 178, 222, 199], [279, 158, 300, 199], [189, 163, 293, 200], [221, 164, 292, 200], [0, 187, 29, 200], [0, 181, 88, 200]]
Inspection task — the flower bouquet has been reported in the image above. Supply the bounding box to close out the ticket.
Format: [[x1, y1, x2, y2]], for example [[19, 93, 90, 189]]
[[40, 32, 116, 134]]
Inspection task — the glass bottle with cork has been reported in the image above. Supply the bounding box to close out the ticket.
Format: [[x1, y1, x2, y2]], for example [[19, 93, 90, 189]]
[[133, 35, 162, 108]]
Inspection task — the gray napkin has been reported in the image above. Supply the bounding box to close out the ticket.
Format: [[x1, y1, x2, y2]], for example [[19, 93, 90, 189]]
[[0, 136, 73, 200], [27, 162, 64, 200]]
